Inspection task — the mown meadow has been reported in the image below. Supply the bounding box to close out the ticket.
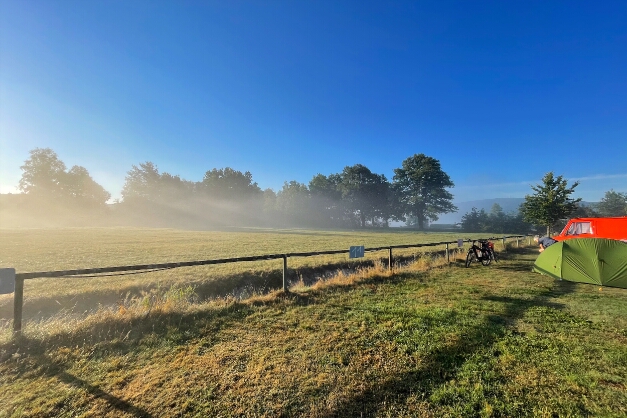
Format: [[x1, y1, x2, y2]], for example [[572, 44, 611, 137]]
[[0, 228, 625, 417], [0, 227, 489, 325]]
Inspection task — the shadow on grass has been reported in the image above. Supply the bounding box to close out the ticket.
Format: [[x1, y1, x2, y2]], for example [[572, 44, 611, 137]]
[[545, 279, 579, 296], [1, 247, 550, 416], [47, 364, 154, 417], [492, 246, 539, 260], [494, 263, 536, 273], [0, 293, 315, 416], [319, 271, 575, 417]]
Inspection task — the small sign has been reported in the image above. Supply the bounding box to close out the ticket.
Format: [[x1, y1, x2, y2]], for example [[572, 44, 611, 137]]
[[0, 268, 15, 294], [457, 239, 464, 248], [349, 246, 365, 259]]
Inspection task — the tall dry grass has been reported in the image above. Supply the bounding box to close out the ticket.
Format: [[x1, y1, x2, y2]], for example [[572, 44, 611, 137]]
[[0, 245, 475, 345]]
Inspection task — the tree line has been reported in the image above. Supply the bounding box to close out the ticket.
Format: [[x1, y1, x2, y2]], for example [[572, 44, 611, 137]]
[[9, 148, 457, 229], [460, 172, 627, 234], [7, 149, 626, 232]]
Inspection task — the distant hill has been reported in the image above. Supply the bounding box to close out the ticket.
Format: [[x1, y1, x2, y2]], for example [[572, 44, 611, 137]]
[[432, 198, 597, 225]]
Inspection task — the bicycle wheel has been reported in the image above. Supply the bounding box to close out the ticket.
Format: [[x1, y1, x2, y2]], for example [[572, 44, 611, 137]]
[[481, 255, 492, 266], [465, 251, 476, 267]]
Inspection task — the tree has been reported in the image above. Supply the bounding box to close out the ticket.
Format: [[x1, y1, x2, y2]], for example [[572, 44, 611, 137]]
[[276, 181, 311, 226], [504, 212, 534, 234], [488, 203, 507, 233], [571, 202, 599, 218], [308, 173, 343, 227], [597, 190, 627, 217], [18, 148, 110, 207], [201, 168, 262, 200], [392, 154, 457, 230], [121, 162, 162, 202], [158, 172, 195, 202], [461, 207, 489, 232], [520, 172, 581, 236], [553, 202, 600, 233], [460, 204, 534, 233], [337, 164, 391, 228], [261, 188, 279, 223], [18, 148, 67, 197], [65, 165, 111, 205]]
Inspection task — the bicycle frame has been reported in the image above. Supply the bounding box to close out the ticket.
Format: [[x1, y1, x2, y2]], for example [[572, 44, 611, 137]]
[[465, 239, 497, 267]]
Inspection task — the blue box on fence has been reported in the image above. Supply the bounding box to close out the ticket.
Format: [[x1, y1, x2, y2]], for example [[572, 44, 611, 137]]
[[0, 268, 15, 294], [349, 246, 365, 259]]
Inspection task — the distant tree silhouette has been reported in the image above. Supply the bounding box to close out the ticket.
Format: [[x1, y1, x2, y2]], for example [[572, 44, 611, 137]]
[[261, 188, 279, 224], [308, 173, 343, 227], [19, 148, 110, 206], [65, 165, 111, 206], [571, 202, 599, 218], [201, 168, 262, 200], [18, 148, 68, 198], [121, 162, 162, 203], [461, 204, 533, 233], [276, 181, 312, 226], [597, 190, 627, 217], [461, 207, 489, 232]]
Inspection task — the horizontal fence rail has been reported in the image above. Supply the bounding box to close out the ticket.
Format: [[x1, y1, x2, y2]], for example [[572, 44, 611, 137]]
[[5, 235, 528, 335]]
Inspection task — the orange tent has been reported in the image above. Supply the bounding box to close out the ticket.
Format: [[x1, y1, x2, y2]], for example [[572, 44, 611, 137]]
[[554, 217, 627, 242]]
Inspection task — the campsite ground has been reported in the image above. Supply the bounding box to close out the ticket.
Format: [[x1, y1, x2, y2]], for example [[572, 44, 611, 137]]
[[1, 228, 625, 417]]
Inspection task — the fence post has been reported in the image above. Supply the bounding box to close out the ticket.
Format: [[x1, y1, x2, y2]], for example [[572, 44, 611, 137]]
[[502, 237, 506, 251], [517, 237, 520, 248], [446, 243, 450, 263], [388, 247, 393, 271], [282, 255, 288, 292], [13, 277, 24, 336]]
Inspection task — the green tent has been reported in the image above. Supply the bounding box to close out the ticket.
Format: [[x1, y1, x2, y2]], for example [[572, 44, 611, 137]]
[[533, 238, 627, 288]]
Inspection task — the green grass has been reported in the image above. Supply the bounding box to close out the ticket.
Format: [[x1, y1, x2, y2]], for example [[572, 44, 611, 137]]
[[1, 243, 625, 417], [0, 227, 513, 323]]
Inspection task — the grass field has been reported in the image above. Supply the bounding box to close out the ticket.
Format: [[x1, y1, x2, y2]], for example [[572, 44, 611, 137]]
[[0, 227, 507, 324], [1, 231, 626, 417]]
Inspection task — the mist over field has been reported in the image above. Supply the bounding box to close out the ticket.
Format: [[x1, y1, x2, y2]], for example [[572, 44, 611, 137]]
[[3, 148, 622, 233], [0, 190, 360, 230], [0, 149, 459, 231]]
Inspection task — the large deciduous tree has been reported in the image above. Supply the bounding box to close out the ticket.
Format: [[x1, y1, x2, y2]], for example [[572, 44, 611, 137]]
[[597, 190, 627, 217], [18, 148, 67, 197], [201, 168, 262, 200], [275, 181, 312, 226], [520, 172, 581, 236], [18, 148, 110, 206], [65, 165, 111, 205], [392, 154, 457, 230], [200, 168, 264, 226], [308, 173, 343, 227], [121, 162, 162, 203], [120, 162, 196, 224], [337, 164, 391, 228]]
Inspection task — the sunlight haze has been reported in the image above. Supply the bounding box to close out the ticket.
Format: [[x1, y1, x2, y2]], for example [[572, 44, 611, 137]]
[[1, 0, 626, 203]]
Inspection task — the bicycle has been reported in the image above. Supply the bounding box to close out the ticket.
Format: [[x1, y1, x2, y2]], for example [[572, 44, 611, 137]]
[[465, 239, 497, 267]]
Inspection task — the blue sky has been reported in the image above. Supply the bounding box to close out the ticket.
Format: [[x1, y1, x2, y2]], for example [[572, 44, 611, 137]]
[[1, 0, 626, 203]]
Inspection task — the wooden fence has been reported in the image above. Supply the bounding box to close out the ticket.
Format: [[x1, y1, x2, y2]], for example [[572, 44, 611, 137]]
[[2, 235, 529, 335]]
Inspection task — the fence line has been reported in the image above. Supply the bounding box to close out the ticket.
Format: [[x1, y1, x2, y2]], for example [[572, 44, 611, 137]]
[[5, 235, 528, 335]]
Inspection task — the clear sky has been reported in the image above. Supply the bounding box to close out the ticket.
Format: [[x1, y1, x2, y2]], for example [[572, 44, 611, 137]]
[[1, 0, 626, 203]]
